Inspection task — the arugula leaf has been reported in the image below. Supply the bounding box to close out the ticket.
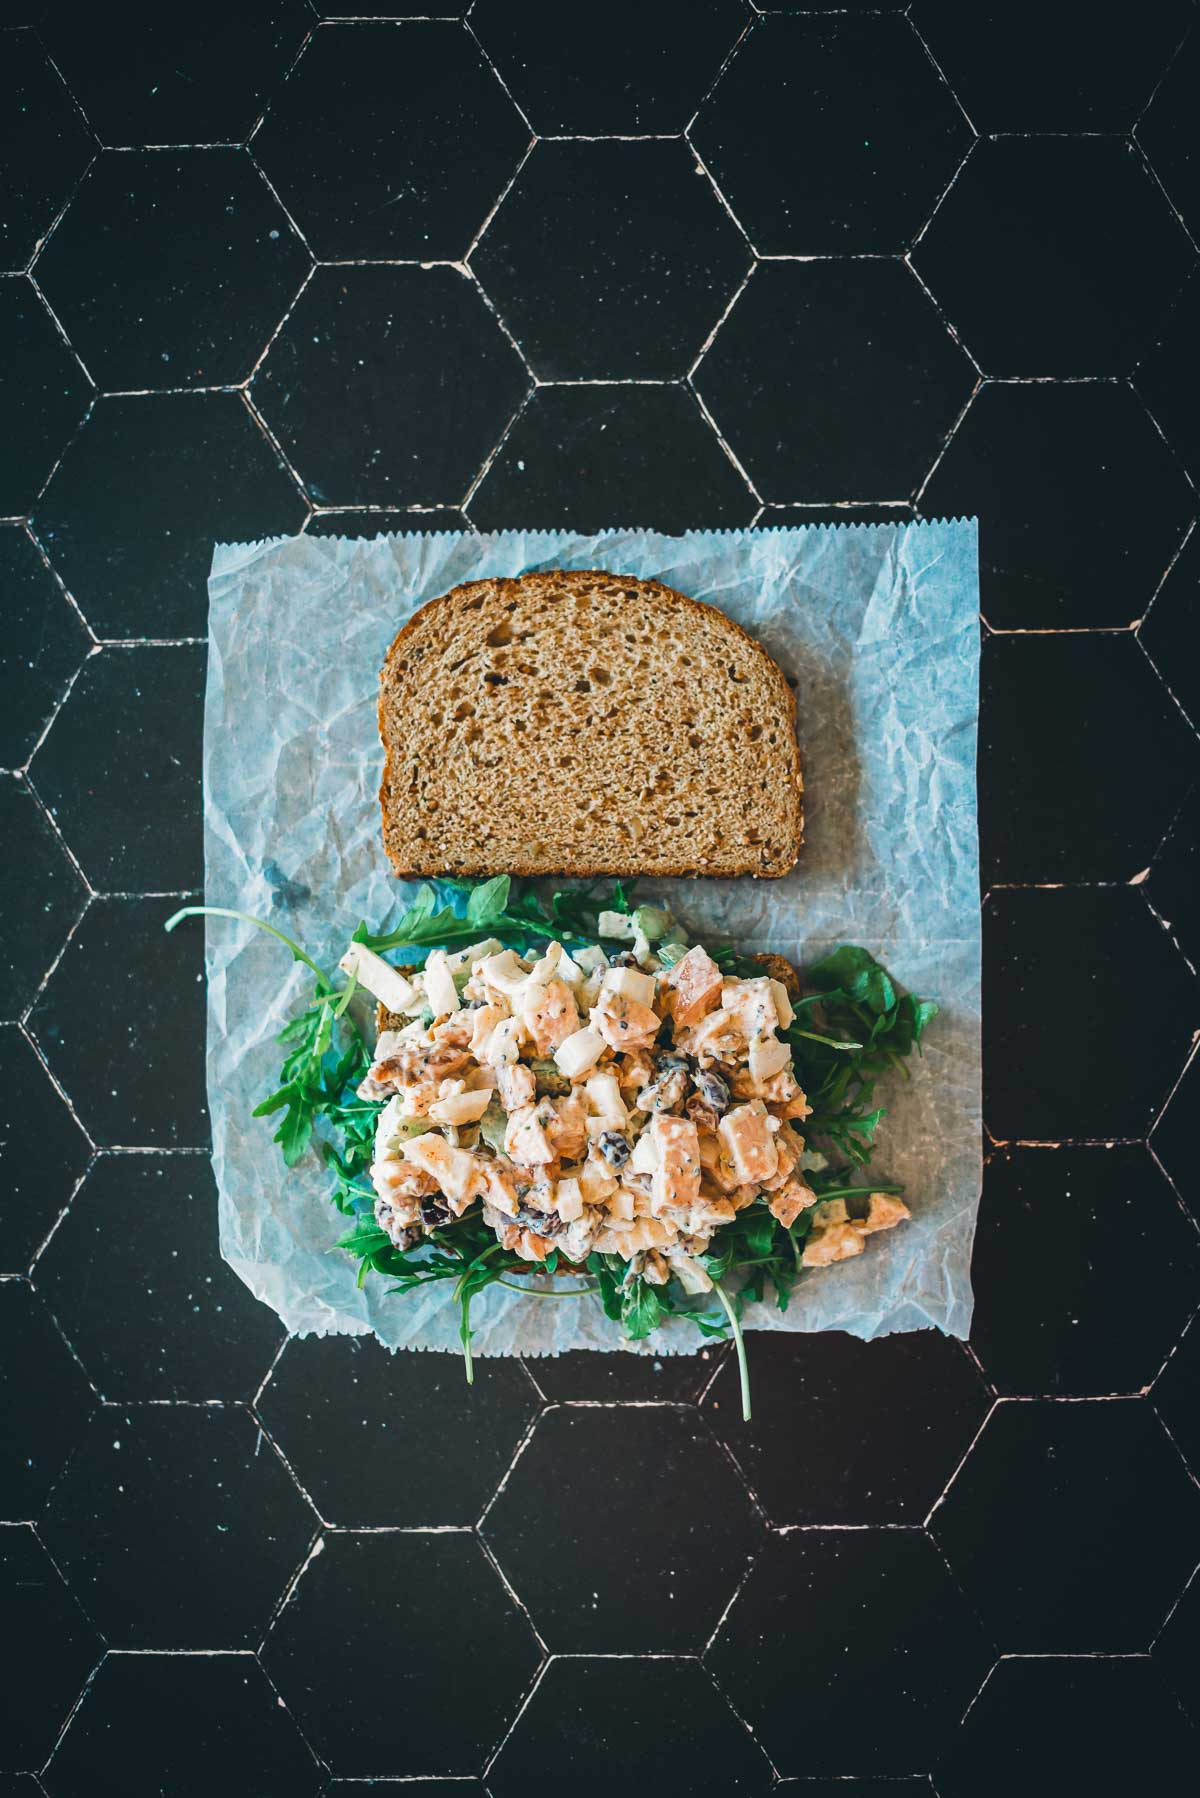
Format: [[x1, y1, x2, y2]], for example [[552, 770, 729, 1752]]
[[620, 1276, 662, 1340]]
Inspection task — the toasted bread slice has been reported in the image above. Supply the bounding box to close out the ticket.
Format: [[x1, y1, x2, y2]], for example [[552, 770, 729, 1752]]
[[378, 569, 803, 879]]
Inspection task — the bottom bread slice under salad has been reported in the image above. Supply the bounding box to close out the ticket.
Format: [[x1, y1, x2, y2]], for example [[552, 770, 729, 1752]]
[[168, 876, 936, 1419]]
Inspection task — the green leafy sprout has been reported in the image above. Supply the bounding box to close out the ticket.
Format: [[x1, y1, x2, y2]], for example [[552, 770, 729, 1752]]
[[165, 876, 936, 1421]]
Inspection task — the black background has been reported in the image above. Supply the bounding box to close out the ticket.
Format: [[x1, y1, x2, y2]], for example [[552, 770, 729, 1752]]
[[1, 4, 1198, 1794]]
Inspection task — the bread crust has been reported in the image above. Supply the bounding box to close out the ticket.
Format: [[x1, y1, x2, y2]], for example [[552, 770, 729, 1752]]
[[378, 569, 803, 881]]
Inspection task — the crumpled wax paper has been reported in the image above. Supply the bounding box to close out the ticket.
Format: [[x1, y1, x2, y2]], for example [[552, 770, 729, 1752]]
[[204, 523, 981, 1354]]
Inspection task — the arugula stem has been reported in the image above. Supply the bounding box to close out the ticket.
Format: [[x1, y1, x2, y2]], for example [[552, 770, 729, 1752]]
[[713, 1282, 752, 1423], [495, 1278, 597, 1297], [164, 904, 334, 989], [811, 1182, 903, 1202]]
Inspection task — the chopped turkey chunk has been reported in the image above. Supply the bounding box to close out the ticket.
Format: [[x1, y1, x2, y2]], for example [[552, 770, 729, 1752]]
[[718, 1101, 779, 1185]]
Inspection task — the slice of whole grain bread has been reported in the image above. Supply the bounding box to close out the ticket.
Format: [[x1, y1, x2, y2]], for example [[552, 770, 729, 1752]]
[[378, 569, 803, 879]]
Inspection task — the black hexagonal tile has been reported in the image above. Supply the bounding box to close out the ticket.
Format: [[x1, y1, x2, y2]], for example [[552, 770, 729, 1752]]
[[33, 392, 306, 639], [694, 260, 973, 502], [37, 2, 313, 149], [0, 1280, 94, 1519], [43, 1652, 321, 1798], [921, 382, 1195, 630], [328, 1787, 478, 1798], [0, 776, 87, 1022], [470, 0, 747, 135], [693, 14, 967, 254], [263, 1531, 540, 1776], [259, 1335, 538, 1526], [254, 21, 528, 261], [489, 1658, 772, 1798], [527, 1345, 722, 1403], [0, 31, 93, 272], [1153, 1311, 1200, 1474], [30, 644, 204, 893], [483, 1407, 760, 1651], [472, 140, 748, 379], [776, 1785, 932, 1798], [971, 1145, 1200, 1397], [707, 1529, 992, 1775], [913, 138, 1192, 376], [469, 383, 754, 530], [936, 1655, 1196, 1798], [983, 888, 1198, 1142], [28, 897, 208, 1149], [0, 1776, 45, 1797], [0, 1524, 102, 1772], [1142, 528, 1200, 733], [306, 507, 470, 537], [0, 525, 91, 773], [1155, 1569, 1200, 1730], [979, 633, 1198, 884], [704, 1331, 987, 1524], [1136, 267, 1200, 483], [36, 1154, 284, 1402], [1152, 1048, 1198, 1222], [0, 276, 89, 516], [912, 0, 1192, 131], [931, 1398, 1199, 1650], [0, 1025, 88, 1275], [1139, 24, 1200, 238], [34, 150, 309, 392], [254, 265, 528, 508], [758, 504, 916, 529], [41, 1406, 314, 1647], [1149, 785, 1200, 973]]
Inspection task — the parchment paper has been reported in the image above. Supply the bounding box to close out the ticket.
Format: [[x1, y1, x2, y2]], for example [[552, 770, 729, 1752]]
[[204, 523, 981, 1353]]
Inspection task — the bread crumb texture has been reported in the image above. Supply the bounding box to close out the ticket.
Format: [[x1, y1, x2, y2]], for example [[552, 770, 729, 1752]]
[[379, 569, 803, 879]]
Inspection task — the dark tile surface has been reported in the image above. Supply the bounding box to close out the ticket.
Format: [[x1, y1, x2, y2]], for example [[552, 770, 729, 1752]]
[[33, 392, 306, 639], [263, 1531, 540, 1776], [1152, 1048, 1199, 1221], [259, 1334, 538, 1525], [30, 644, 204, 893], [1142, 528, 1200, 732], [483, 1405, 761, 1651], [913, 0, 1192, 131], [922, 382, 1195, 629], [930, 1398, 1199, 1649], [37, 2, 312, 148], [1135, 267, 1200, 483], [983, 887, 1198, 1142], [0, 1280, 94, 1519], [703, 1330, 988, 1523], [470, 0, 748, 135], [43, 1653, 321, 1798], [0, 277, 89, 515], [34, 150, 309, 391], [36, 1154, 284, 1401], [707, 1529, 992, 1775], [692, 13, 968, 253], [913, 138, 1192, 375], [0, 776, 87, 1021], [0, 1525, 101, 1773], [971, 1145, 1200, 1395], [305, 506, 471, 538], [28, 897, 209, 1148], [979, 632, 1198, 883], [1154, 1570, 1200, 1729], [935, 1655, 1198, 1798], [0, 1025, 89, 1275], [490, 1659, 772, 1798], [40, 1405, 314, 1647], [472, 139, 749, 379], [1153, 1311, 1200, 1473], [254, 21, 528, 262], [469, 382, 754, 531], [1148, 784, 1200, 970], [254, 265, 529, 508], [0, 525, 91, 772], [0, 32, 93, 272], [695, 260, 973, 501], [527, 1345, 722, 1403], [1137, 24, 1200, 238]]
